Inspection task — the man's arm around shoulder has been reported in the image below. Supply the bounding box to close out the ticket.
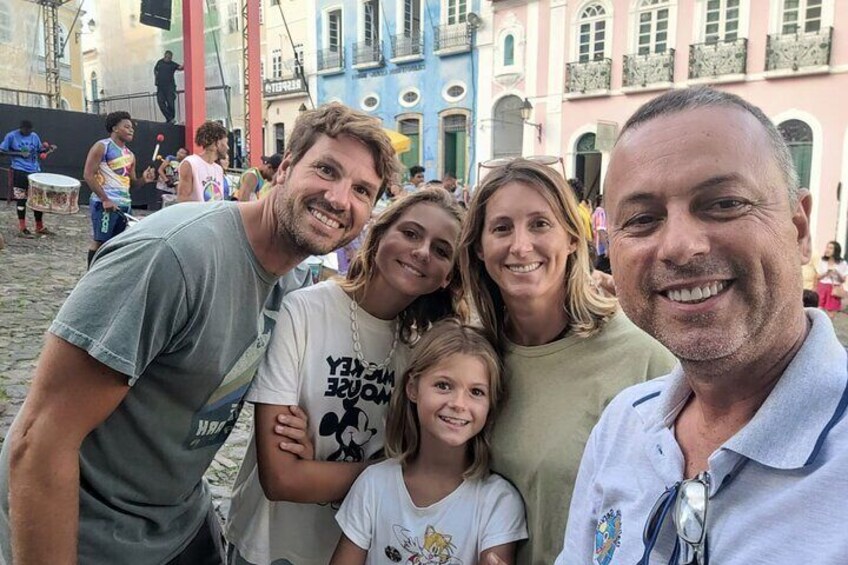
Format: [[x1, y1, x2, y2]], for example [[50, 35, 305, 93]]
[[9, 335, 130, 564]]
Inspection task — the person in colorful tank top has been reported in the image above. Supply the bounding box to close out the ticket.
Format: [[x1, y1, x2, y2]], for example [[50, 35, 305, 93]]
[[234, 153, 282, 202], [82, 111, 156, 267], [177, 121, 228, 203]]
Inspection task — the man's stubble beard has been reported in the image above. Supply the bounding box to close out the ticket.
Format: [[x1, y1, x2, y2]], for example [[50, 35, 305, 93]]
[[273, 186, 356, 257]]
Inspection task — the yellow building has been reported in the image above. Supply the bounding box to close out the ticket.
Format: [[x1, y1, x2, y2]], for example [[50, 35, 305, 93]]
[[0, 0, 86, 111]]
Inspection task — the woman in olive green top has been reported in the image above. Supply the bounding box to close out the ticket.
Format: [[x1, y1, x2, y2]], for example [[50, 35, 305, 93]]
[[458, 159, 675, 565]]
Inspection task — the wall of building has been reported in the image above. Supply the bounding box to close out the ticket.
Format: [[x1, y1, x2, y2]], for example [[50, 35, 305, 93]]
[[480, 0, 848, 251], [315, 0, 480, 184], [0, 0, 86, 111]]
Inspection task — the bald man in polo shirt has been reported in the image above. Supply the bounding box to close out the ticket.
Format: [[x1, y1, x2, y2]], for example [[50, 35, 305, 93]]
[[558, 88, 848, 564]]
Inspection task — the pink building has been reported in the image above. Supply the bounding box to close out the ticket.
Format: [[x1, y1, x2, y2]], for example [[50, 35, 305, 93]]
[[475, 0, 848, 251]]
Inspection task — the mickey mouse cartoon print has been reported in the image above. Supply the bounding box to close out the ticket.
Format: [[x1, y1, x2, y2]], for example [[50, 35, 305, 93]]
[[320, 397, 377, 462]]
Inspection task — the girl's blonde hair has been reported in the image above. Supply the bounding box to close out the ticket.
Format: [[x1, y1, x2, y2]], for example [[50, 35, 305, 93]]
[[338, 189, 467, 344], [384, 318, 504, 480], [458, 159, 617, 351]]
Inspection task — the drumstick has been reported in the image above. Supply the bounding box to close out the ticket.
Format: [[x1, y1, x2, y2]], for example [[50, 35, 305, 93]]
[[152, 133, 164, 162]]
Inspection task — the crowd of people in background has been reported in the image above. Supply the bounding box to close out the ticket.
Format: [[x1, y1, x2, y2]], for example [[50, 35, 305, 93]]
[[1, 87, 847, 565]]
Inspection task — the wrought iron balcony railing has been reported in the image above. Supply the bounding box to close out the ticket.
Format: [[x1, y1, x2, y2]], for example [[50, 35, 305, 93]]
[[434, 23, 472, 53], [623, 49, 675, 87], [766, 27, 832, 72], [689, 38, 747, 79], [353, 40, 384, 66], [391, 32, 423, 59], [566, 58, 612, 93], [317, 47, 344, 72]]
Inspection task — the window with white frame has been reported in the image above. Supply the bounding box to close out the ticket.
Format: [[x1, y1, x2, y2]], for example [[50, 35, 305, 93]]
[[636, 0, 670, 54], [403, 0, 421, 36], [272, 49, 282, 78], [704, 0, 740, 43], [0, 0, 9, 44], [781, 0, 822, 34], [227, 2, 240, 33], [447, 0, 467, 25], [328, 9, 343, 51], [578, 4, 609, 62], [363, 0, 380, 44], [293, 43, 304, 76]]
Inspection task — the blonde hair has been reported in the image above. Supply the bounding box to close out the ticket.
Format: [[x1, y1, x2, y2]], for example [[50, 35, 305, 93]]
[[338, 189, 468, 344], [286, 102, 401, 196], [458, 159, 617, 351], [384, 319, 504, 480]]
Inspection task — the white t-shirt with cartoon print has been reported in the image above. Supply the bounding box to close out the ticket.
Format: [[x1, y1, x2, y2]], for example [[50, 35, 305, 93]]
[[226, 281, 409, 565], [336, 459, 528, 565]]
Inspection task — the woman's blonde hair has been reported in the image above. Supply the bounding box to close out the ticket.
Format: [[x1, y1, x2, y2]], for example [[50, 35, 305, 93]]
[[338, 189, 467, 344], [458, 159, 617, 351], [384, 318, 504, 480]]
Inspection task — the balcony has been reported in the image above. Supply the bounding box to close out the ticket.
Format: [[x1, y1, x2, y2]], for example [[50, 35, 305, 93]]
[[434, 22, 472, 55], [352, 40, 384, 68], [623, 49, 675, 88], [766, 27, 832, 72], [263, 76, 307, 99], [391, 32, 423, 60], [566, 58, 612, 94], [688, 38, 747, 80], [317, 48, 344, 73]]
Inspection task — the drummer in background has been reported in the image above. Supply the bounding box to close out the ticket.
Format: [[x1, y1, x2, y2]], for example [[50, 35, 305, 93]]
[[82, 111, 156, 268], [0, 120, 56, 238], [233, 153, 281, 201], [156, 147, 188, 193], [177, 121, 228, 203]]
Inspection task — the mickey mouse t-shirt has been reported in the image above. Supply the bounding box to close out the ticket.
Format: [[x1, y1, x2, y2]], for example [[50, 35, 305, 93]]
[[226, 280, 409, 565]]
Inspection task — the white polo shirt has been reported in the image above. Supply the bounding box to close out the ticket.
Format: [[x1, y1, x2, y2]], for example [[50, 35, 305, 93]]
[[557, 308, 848, 565]]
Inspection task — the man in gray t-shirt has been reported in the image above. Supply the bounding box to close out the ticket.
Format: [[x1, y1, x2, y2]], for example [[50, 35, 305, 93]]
[[0, 103, 399, 565]]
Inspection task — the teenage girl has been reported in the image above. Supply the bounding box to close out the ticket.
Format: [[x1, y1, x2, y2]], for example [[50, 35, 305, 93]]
[[225, 189, 466, 565], [330, 319, 528, 565]]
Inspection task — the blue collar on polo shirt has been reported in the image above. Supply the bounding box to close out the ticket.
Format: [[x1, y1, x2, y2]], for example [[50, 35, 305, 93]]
[[633, 308, 848, 478]]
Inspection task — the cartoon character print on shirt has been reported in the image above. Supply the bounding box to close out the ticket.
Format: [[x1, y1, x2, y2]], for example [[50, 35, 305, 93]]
[[203, 174, 224, 201], [319, 397, 376, 461], [321, 355, 395, 459], [184, 309, 278, 450], [594, 509, 622, 565], [389, 524, 462, 565]]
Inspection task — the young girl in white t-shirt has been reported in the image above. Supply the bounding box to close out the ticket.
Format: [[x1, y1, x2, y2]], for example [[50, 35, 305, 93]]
[[330, 319, 528, 565], [225, 189, 467, 565]]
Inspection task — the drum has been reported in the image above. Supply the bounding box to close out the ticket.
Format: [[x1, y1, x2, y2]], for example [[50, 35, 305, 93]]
[[27, 173, 81, 214]]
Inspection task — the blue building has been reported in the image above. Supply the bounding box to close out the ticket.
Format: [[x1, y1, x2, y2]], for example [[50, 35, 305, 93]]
[[314, 0, 480, 185]]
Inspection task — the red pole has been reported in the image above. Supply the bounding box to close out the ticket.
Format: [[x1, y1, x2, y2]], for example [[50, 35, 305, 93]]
[[183, 0, 206, 152], [246, 0, 262, 167]]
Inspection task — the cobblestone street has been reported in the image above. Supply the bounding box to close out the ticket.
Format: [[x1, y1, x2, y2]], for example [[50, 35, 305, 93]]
[[0, 204, 250, 520], [2, 202, 848, 524]]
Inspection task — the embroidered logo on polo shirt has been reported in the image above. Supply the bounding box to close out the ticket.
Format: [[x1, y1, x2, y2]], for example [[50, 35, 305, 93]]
[[594, 509, 622, 565]]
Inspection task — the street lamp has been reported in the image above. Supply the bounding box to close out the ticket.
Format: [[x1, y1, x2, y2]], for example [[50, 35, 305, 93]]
[[520, 97, 542, 143], [298, 103, 308, 115]]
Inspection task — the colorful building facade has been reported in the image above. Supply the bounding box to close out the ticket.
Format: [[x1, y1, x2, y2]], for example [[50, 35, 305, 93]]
[[314, 0, 481, 184], [476, 0, 848, 251]]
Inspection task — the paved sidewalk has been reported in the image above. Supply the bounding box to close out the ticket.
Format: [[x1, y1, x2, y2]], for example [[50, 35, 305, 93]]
[[0, 204, 250, 520]]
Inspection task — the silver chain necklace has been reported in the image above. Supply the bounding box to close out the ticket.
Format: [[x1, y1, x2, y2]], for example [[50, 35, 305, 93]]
[[349, 299, 399, 375]]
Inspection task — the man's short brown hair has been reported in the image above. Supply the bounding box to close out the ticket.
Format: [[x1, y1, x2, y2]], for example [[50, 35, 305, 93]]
[[286, 103, 400, 198], [194, 121, 228, 149]]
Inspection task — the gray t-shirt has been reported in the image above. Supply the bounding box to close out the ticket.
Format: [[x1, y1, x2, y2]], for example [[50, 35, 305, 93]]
[[0, 202, 310, 564]]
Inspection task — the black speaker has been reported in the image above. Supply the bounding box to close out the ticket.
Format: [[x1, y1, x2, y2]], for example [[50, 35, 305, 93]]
[[140, 0, 172, 31]]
